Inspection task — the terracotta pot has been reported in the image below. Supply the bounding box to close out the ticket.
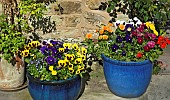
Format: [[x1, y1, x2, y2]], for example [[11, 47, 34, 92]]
[[0, 55, 25, 89]]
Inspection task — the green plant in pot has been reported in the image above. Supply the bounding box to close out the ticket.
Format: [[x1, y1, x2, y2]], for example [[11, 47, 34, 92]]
[[0, 14, 26, 89], [83, 18, 170, 98], [22, 39, 91, 100]]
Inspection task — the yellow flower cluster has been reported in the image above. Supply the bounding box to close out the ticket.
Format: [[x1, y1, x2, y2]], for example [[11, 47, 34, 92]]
[[22, 41, 40, 57], [49, 66, 57, 75], [57, 43, 87, 75], [145, 22, 158, 36]]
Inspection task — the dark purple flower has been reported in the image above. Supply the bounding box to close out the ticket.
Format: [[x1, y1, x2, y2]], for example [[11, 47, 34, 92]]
[[46, 56, 56, 65], [112, 44, 119, 52], [50, 40, 58, 45], [42, 41, 47, 45], [122, 51, 126, 56], [57, 54, 62, 59], [65, 48, 69, 52], [125, 36, 132, 43], [40, 46, 48, 54], [116, 36, 123, 43], [125, 24, 134, 31]]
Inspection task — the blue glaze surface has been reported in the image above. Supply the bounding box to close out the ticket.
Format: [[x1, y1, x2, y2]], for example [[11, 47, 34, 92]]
[[101, 54, 153, 98], [27, 74, 81, 100]]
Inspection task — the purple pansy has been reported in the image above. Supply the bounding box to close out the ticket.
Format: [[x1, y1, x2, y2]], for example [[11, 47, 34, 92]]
[[40, 46, 49, 54], [46, 56, 56, 65], [122, 51, 126, 56], [116, 36, 123, 43], [125, 24, 134, 31], [112, 44, 119, 52]]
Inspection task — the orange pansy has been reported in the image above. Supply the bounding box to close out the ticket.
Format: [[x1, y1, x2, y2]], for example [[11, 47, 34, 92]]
[[99, 29, 104, 35], [102, 26, 108, 30], [119, 24, 125, 30], [86, 33, 92, 39], [108, 23, 113, 27]]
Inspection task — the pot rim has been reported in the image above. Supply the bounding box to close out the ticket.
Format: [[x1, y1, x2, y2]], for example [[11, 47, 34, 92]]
[[101, 54, 152, 66], [26, 73, 80, 85]]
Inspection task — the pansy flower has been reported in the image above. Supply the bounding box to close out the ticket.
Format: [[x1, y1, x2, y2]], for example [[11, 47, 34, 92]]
[[81, 47, 87, 55], [74, 58, 83, 64], [58, 60, 66, 67], [40, 46, 48, 54], [63, 43, 72, 49], [52, 70, 57, 75], [72, 43, 79, 51], [59, 48, 65, 53], [76, 69, 81, 74], [22, 50, 29, 57], [68, 64, 73, 69], [112, 44, 119, 52], [65, 54, 74, 61], [46, 56, 56, 65]]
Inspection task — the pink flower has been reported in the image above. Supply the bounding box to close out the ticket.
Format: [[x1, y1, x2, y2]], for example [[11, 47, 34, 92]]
[[148, 33, 157, 40], [147, 41, 155, 48]]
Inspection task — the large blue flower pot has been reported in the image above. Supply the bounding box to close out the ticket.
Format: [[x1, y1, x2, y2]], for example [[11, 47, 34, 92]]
[[27, 74, 82, 100], [101, 54, 153, 98]]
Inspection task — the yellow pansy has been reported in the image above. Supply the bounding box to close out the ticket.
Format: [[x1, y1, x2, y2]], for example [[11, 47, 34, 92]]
[[64, 59, 70, 65], [30, 41, 40, 48], [69, 68, 74, 73], [78, 65, 84, 70], [81, 47, 87, 55], [24, 45, 31, 50], [22, 50, 29, 57], [65, 54, 74, 61], [98, 35, 103, 40], [63, 43, 72, 49], [58, 60, 66, 67], [68, 64, 73, 69], [76, 69, 81, 74], [59, 48, 65, 53], [153, 30, 158, 36], [72, 43, 79, 50], [52, 70, 57, 75], [80, 55, 86, 61], [74, 58, 83, 64], [49, 66, 54, 71], [76, 52, 82, 57]]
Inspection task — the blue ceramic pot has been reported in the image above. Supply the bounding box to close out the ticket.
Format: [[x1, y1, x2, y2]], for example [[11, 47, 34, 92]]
[[101, 54, 153, 98], [27, 74, 81, 100]]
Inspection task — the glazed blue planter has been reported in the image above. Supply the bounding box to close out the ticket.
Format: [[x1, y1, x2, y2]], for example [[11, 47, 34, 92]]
[[101, 54, 153, 98], [27, 74, 81, 100]]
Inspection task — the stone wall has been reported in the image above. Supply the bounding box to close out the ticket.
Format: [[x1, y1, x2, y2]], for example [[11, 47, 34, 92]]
[[42, 0, 111, 40]]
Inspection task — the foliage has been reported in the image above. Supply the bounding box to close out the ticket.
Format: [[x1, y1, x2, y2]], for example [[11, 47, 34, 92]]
[[0, 15, 26, 65], [22, 39, 91, 81], [83, 18, 170, 63], [0, 0, 58, 64], [99, 0, 170, 30]]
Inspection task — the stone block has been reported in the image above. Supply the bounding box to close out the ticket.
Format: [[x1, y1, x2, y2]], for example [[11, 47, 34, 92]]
[[50, 15, 64, 26], [60, 1, 82, 14], [83, 11, 110, 26], [64, 15, 81, 27], [86, 0, 106, 10]]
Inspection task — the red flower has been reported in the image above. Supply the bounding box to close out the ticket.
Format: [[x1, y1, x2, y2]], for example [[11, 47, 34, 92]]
[[144, 45, 150, 52], [137, 37, 143, 44], [136, 52, 143, 58], [156, 36, 170, 48], [160, 43, 167, 49]]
